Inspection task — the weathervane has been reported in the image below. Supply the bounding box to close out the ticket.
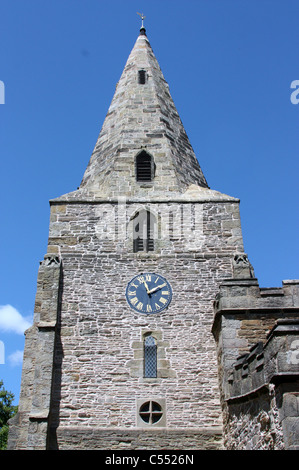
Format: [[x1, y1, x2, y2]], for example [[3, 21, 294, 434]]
[[137, 12, 146, 29]]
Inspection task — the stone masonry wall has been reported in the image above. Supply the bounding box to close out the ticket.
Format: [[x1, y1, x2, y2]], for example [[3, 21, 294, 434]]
[[54, 427, 223, 450], [44, 197, 244, 448], [213, 277, 299, 450], [224, 386, 284, 450], [223, 319, 299, 450]]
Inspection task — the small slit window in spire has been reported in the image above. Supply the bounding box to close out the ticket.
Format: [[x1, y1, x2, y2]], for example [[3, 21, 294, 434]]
[[138, 70, 146, 85]]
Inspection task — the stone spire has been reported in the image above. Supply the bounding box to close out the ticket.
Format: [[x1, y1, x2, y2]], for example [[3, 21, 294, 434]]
[[78, 26, 209, 198]]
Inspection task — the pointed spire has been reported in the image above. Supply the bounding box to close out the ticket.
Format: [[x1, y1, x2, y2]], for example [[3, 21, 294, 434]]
[[79, 27, 208, 197]]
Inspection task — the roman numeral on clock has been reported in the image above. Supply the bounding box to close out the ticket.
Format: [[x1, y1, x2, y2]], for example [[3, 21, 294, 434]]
[[128, 290, 137, 296]]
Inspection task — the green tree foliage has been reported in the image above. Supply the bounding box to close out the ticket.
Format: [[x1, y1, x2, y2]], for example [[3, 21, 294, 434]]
[[0, 380, 18, 450]]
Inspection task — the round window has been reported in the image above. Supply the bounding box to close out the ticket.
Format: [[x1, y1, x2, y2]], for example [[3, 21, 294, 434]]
[[139, 400, 163, 424]]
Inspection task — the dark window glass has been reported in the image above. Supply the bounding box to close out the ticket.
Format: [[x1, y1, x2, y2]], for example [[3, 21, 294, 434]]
[[138, 70, 146, 84]]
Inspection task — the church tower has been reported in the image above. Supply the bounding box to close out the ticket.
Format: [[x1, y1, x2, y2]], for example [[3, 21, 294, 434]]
[[8, 22, 247, 450]]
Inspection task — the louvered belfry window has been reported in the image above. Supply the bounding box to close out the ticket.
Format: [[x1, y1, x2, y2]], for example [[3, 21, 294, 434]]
[[144, 335, 157, 378], [136, 151, 153, 182], [133, 210, 155, 253]]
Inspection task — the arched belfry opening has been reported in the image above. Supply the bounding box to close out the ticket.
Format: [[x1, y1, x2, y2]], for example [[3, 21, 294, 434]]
[[135, 151, 155, 182], [132, 209, 156, 252]]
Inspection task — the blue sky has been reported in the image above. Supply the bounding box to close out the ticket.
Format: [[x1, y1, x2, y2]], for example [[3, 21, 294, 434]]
[[0, 0, 298, 404]]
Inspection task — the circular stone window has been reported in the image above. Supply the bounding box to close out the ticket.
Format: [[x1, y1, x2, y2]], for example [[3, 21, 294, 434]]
[[139, 401, 163, 425]]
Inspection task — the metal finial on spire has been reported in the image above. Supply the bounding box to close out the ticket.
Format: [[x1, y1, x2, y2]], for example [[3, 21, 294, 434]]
[[137, 12, 146, 29]]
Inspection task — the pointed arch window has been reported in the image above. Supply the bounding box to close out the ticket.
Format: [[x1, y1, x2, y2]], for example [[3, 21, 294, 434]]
[[133, 210, 155, 252], [144, 335, 157, 378], [136, 151, 154, 182]]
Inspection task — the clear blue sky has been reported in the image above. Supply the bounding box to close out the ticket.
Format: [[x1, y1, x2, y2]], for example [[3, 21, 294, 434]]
[[0, 0, 298, 404]]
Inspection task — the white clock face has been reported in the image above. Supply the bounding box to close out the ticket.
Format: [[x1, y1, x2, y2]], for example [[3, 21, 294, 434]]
[[126, 273, 172, 314]]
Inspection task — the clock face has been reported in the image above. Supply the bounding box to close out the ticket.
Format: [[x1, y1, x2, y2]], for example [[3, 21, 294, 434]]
[[126, 273, 172, 314]]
